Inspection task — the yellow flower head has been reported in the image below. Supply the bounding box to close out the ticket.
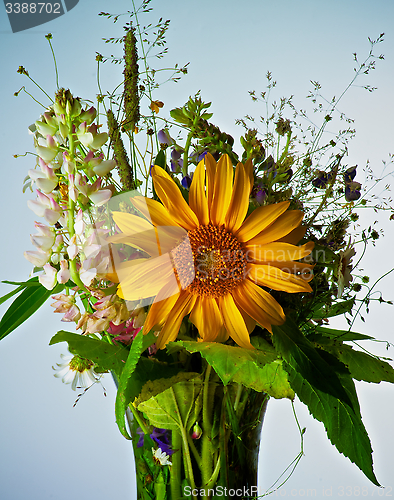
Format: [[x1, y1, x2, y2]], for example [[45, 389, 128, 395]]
[[109, 154, 314, 349]]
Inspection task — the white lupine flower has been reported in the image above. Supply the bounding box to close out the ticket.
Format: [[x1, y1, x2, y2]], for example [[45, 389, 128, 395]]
[[24, 248, 51, 267], [39, 263, 57, 290], [57, 260, 71, 284]]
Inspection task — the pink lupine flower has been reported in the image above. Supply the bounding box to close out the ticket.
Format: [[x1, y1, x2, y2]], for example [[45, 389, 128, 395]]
[[27, 190, 63, 224], [51, 293, 81, 322], [74, 209, 85, 236], [39, 263, 57, 290], [92, 159, 116, 177], [24, 248, 51, 267], [62, 152, 75, 175], [30, 221, 55, 251], [79, 106, 97, 124], [57, 260, 71, 284], [67, 234, 79, 260], [35, 134, 59, 163]]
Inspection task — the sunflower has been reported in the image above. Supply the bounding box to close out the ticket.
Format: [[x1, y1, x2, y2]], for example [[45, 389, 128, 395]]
[[108, 154, 313, 349]]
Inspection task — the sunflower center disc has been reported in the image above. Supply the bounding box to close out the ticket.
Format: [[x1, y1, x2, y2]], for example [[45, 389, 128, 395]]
[[173, 223, 247, 298]]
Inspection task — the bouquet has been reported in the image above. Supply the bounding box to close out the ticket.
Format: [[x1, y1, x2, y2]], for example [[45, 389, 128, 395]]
[[1, 2, 394, 499]]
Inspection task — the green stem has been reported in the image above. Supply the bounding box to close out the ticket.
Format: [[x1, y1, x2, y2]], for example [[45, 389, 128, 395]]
[[66, 123, 89, 293], [170, 430, 182, 498], [201, 364, 214, 494], [182, 129, 193, 177]]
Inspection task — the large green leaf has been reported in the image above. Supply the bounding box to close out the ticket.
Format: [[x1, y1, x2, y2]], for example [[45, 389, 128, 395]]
[[115, 329, 145, 439], [312, 298, 355, 319], [0, 281, 64, 341], [171, 341, 294, 399], [0, 277, 42, 306], [272, 318, 354, 409], [314, 337, 394, 384], [49, 330, 129, 375], [286, 363, 380, 485], [313, 326, 374, 341], [135, 373, 202, 431]]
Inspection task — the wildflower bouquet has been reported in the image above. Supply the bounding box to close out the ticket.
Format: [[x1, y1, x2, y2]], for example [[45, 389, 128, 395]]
[[2, 3, 394, 499]]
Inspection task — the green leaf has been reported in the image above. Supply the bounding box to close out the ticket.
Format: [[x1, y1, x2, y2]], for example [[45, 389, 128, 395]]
[[49, 330, 129, 375], [314, 337, 394, 384], [0, 281, 64, 341], [171, 341, 294, 399], [115, 329, 145, 439], [0, 277, 42, 306], [272, 318, 354, 409], [135, 373, 202, 431], [154, 149, 166, 169], [312, 298, 355, 319], [314, 326, 374, 341], [286, 364, 380, 486]]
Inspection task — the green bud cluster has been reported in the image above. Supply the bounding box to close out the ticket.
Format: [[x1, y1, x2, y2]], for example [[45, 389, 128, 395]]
[[107, 109, 135, 191], [123, 27, 140, 132], [240, 129, 265, 164]]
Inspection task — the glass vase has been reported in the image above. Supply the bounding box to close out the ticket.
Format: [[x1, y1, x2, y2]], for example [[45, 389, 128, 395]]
[[128, 370, 268, 500]]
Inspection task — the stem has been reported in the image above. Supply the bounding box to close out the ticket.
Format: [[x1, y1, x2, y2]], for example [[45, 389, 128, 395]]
[[170, 430, 182, 498], [201, 364, 214, 494], [182, 129, 193, 177]]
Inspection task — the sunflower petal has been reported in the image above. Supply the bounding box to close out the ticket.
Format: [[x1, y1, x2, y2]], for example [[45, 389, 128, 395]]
[[132, 196, 180, 228], [144, 280, 182, 333], [189, 295, 224, 342], [210, 154, 233, 225], [112, 211, 153, 235], [245, 242, 314, 264], [236, 201, 290, 242], [246, 210, 304, 246], [248, 264, 313, 293], [224, 162, 251, 232], [218, 294, 254, 349], [117, 254, 176, 301], [189, 158, 209, 225], [156, 291, 196, 349], [152, 166, 199, 230], [204, 153, 217, 211], [232, 279, 285, 330]]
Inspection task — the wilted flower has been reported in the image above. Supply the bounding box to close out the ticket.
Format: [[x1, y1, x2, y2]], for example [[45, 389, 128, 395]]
[[336, 241, 356, 297]]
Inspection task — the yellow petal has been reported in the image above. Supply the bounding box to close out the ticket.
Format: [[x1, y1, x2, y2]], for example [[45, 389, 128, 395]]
[[278, 224, 306, 245], [132, 196, 180, 228], [246, 210, 304, 246], [236, 201, 290, 242], [189, 158, 209, 225], [243, 157, 254, 191], [248, 264, 313, 293], [224, 162, 251, 232], [112, 211, 153, 235], [210, 154, 233, 225], [189, 295, 224, 342], [217, 293, 254, 349], [204, 153, 217, 211], [152, 166, 199, 230], [156, 291, 196, 349], [144, 280, 181, 333], [232, 279, 285, 329], [245, 242, 314, 264], [107, 257, 148, 284], [117, 254, 175, 301]]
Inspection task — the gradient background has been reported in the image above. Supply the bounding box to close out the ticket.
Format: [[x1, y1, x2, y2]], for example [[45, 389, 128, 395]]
[[0, 1, 393, 498]]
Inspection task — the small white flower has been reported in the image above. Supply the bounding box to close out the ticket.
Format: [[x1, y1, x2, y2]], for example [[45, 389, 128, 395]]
[[152, 447, 172, 466], [53, 353, 100, 391]]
